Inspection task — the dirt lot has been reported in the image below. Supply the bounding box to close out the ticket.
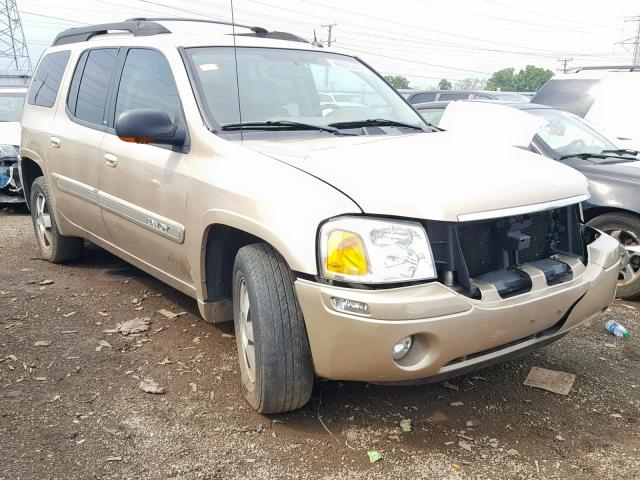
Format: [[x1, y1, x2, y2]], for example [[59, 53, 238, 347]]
[[1, 205, 639, 480]]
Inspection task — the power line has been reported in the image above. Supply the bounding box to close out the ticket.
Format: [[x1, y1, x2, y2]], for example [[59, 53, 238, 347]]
[[415, 0, 594, 34], [476, 0, 619, 31]]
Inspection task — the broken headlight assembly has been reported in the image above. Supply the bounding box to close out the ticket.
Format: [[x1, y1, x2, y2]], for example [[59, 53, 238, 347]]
[[0, 145, 21, 193], [319, 216, 437, 284]]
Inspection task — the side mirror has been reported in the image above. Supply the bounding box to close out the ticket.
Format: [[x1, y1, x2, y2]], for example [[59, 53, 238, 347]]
[[115, 108, 186, 147]]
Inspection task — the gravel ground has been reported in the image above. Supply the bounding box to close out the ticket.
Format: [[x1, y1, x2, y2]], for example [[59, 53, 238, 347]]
[[1, 205, 639, 480]]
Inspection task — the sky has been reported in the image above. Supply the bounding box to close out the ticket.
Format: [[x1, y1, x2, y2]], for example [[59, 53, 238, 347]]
[[16, 0, 640, 89]]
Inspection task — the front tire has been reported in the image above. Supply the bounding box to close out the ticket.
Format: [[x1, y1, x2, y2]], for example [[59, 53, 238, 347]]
[[588, 212, 640, 299], [232, 243, 314, 413], [29, 177, 84, 263]]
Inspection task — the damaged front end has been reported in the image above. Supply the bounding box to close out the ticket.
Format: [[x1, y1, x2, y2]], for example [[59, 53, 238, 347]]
[[0, 145, 24, 204], [426, 205, 588, 299]]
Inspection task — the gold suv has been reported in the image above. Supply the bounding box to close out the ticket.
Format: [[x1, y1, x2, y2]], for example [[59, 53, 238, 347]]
[[20, 19, 621, 413]]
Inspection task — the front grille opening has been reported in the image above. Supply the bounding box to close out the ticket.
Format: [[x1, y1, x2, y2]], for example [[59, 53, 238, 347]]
[[425, 205, 586, 299]]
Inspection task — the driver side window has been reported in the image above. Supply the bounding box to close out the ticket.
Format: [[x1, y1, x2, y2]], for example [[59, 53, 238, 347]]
[[114, 49, 181, 124]]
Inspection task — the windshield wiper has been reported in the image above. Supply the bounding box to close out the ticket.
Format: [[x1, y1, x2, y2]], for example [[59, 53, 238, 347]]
[[220, 120, 358, 135], [559, 152, 636, 164], [328, 118, 425, 131], [601, 148, 639, 156]]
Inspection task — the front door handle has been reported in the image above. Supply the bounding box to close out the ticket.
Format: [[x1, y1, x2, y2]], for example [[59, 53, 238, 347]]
[[50, 137, 61, 149], [103, 153, 118, 168]]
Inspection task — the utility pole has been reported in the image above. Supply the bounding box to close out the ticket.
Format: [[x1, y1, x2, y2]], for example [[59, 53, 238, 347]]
[[321, 23, 337, 47], [557, 58, 573, 73], [0, 0, 32, 74], [618, 16, 640, 65]]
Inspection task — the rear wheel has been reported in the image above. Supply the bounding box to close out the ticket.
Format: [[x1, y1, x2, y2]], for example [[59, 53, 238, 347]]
[[29, 177, 84, 263], [588, 212, 640, 299], [232, 243, 314, 413]]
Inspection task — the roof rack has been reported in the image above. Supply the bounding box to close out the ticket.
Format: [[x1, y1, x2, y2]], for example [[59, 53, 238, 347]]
[[53, 20, 171, 46], [129, 17, 308, 43], [570, 65, 640, 73], [127, 17, 268, 35]]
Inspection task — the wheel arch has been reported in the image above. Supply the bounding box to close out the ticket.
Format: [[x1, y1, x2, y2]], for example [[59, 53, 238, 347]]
[[583, 206, 640, 224], [19, 156, 44, 208], [198, 220, 302, 323]]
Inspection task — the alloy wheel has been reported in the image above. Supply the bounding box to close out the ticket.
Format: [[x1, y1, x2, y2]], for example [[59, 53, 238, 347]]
[[35, 192, 53, 253], [238, 278, 256, 384], [605, 228, 640, 288]]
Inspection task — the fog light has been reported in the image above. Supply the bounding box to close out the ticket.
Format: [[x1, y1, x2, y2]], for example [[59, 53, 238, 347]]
[[331, 297, 370, 316], [392, 336, 413, 361]]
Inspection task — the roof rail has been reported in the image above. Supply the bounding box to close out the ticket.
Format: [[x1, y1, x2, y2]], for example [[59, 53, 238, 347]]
[[128, 17, 308, 43], [53, 20, 170, 46], [570, 65, 640, 73], [127, 17, 268, 35]]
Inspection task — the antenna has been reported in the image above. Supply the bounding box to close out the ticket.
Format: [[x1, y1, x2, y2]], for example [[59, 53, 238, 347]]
[[230, 0, 243, 139], [0, 0, 32, 75]]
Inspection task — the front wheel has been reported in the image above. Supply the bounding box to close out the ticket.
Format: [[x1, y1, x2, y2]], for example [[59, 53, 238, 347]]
[[232, 243, 314, 413], [588, 212, 640, 299]]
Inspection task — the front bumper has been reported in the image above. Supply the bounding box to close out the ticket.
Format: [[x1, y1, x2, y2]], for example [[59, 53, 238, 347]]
[[295, 232, 620, 383]]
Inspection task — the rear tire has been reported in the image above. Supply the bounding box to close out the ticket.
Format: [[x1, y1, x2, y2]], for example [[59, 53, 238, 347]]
[[588, 212, 640, 299], [232, 243, 314, 413], [29, 177, 84, 263]]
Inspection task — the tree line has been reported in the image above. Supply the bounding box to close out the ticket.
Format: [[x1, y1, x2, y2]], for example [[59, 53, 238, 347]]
[[384, 65, 553, 92]]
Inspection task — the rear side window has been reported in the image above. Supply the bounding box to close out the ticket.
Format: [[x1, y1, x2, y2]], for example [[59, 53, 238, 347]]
[[409, 92, 436, 103], [68, 48, 118, 126], [532, 79, 600, 118], [114, 49, 180, 123], [27, 51, 70, 108]]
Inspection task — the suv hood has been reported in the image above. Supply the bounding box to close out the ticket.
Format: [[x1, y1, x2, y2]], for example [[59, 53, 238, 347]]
[[242, 131, 589, 222]]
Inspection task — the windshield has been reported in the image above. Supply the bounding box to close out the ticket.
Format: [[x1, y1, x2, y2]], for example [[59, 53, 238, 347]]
[[528, 108, 620, 159], [0, 92, 26, 122], [185, 47, 425, 133]]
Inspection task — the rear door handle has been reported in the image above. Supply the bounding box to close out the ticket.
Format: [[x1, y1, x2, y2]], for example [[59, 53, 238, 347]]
[[103, 153, 118, 168], [50, 137, 61, 148]]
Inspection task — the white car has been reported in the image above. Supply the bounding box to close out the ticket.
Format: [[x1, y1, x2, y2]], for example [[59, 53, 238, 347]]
[[532, 66, 640, 150], [0, 86, 27, 203]]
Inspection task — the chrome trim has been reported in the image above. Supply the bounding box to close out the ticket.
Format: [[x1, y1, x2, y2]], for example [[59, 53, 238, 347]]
[[457, 194, 589, 222], [99, 191, 184, 243], [53, 173, 99, 204], [52, 173, 185, 243]]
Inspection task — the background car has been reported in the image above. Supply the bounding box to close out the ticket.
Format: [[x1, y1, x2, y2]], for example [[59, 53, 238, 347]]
[[405, 89, 530, 104], [418, 99, 640, 299], [0, 86, 27, 204], [532, 66, 640, 150]]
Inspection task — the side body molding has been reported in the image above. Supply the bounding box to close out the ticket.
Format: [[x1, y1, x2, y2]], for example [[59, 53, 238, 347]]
[[52, 173, 185, 243]]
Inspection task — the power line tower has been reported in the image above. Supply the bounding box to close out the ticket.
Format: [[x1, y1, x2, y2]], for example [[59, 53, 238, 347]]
[[0, 0, 32, 74], [618, 16, 640, 65], [321, 22, 337, 47]]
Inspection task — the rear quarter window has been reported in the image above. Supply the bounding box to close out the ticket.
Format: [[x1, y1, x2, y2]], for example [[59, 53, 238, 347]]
[[27, 51, 71, 108], [532, 79, 600, 118]]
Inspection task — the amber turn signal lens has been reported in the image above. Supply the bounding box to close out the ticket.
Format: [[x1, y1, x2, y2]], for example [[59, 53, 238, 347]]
[[326, 230, 368, 276]]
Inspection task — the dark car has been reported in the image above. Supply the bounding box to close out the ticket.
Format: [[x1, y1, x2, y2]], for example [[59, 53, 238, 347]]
[[415, 100, 640, 299], [405, 89, 530, 104]]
